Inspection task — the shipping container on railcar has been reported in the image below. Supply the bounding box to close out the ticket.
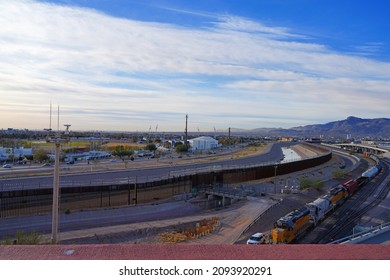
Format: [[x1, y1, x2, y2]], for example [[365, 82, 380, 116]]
[[272, 206, 311, 244]]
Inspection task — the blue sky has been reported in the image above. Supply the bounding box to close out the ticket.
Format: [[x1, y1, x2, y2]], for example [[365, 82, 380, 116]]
[[0, 0, 389, 132]]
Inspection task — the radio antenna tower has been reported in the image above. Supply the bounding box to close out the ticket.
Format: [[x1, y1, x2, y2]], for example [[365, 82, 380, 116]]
[[44, 102, 53, 133], [45, 104, 71, 244]]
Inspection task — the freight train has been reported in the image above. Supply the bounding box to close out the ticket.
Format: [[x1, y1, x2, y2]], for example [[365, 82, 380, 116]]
[[271, 163, 382, 244]]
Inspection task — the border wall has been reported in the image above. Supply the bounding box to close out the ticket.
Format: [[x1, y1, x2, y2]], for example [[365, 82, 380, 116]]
[[0, 150, 331, 217]]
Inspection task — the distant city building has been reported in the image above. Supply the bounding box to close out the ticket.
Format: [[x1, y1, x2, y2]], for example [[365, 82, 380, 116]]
[[306, 138, 322, 143], [0, 146, 32, 160], [280, 137, 294, 142], [361, 140, 376, 145], [13, 147, 33, 157], [60, 150, 111, 162], [70, 137, 110, 142], [0, 147, 8, 161], [188, 136, 220, 151]]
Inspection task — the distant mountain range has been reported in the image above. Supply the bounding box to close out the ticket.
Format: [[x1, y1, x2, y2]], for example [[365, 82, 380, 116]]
[[230, 116, 390, 138]]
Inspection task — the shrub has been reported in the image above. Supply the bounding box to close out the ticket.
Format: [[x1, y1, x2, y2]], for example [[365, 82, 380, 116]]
[[299, 178, 323, 191], [1, 230, 42, 245], [332, 170, 346, 180]]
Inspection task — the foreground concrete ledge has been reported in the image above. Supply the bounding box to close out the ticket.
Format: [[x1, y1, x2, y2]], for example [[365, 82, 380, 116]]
[[0, 244, 389, 260]]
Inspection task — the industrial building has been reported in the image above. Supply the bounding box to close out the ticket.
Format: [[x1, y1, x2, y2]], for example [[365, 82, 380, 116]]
[[0, 147, 33, 160], [188, 136, 220, 151]]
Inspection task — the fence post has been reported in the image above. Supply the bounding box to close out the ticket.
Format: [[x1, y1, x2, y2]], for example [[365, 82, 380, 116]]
[[108, 186, 111, 207], [128, 183, 131, 205], [134, 176, 138, 206]]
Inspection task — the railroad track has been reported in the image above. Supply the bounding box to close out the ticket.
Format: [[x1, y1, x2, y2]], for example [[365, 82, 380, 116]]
[[305, 160, 390, 244]]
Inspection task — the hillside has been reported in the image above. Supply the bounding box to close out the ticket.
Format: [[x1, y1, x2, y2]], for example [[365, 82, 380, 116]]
[[289, 116, 390, 137], [231, 116, 390, 137]]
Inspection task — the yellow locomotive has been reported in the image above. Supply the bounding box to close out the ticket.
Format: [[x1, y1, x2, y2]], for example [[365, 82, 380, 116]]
[[272, 206, 312, 243]]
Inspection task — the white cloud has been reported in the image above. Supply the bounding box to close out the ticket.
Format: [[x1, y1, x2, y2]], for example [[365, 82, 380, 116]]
[[0, 0, 389, 131]]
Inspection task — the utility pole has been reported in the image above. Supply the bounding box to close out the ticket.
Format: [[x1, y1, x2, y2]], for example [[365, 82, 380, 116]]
[[184, 114, 188, 145], [52, 140, 60, 243], [45, 105, 70, 244]]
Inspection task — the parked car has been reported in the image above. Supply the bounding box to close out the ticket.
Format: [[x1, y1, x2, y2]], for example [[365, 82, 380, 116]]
[[2, 164, 12, 168], [246, 232, 264, 245]]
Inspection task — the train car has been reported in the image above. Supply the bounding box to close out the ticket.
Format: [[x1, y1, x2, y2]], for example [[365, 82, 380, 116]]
[[376, 163, 382, 174], [370, 155, 380, 164], [342, 179, 359, 196], [356, 176, 368, 188], [272, 206, 311, 244], [325, 185, 348, 207], [270, 161, 383, 244], [306, 197, 332, 225], [363, 152, 371, 158], [361, 165, 381, 180]]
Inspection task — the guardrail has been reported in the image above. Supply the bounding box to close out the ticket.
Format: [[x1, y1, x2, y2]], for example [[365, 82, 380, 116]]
[[204, 187, 249, 199], [321, 143, 361, 168], [328, 221, 390, 244], [237, 198, 283, 241]]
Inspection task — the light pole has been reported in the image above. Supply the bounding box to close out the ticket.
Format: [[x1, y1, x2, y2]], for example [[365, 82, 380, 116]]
[[46, 124, 70, 244]]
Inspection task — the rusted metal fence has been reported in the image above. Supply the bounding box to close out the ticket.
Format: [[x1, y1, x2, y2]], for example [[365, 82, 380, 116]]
[[0, 152, 331, 217]]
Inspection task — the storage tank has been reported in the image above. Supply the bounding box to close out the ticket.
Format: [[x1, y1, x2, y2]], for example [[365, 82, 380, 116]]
[[362, 166, 378, 179]]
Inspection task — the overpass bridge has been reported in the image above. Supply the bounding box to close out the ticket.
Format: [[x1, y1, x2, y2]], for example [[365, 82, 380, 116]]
[[335, 143, 390, 158], [204, 186, 255, 207]]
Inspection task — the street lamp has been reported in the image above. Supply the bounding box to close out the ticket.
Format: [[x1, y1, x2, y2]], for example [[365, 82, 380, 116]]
[[46, 124, 71, 244]]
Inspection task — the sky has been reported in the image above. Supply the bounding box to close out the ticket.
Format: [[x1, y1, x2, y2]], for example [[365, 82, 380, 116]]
[[1, 0, 389, 132]]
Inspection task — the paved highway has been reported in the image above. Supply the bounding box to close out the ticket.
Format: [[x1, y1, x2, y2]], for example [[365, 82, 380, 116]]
[[0, 142, 288, 191], [0, 201, 201, 240]]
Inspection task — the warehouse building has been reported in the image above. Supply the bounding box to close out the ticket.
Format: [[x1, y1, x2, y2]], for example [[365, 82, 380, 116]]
[[188, 136, 220, 151]]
